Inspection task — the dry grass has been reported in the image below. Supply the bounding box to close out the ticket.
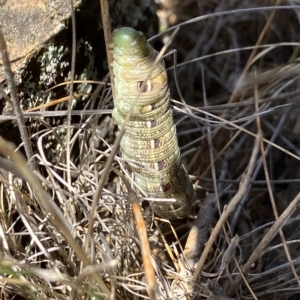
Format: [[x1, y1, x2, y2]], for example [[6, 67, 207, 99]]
[[1, 1, 300, 299]]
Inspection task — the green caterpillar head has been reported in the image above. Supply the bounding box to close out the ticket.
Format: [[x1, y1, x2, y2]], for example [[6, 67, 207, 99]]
[[113, 27, 150, 56]]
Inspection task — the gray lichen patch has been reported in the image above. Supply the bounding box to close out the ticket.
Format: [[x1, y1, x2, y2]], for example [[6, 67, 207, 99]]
[[0, 25, 101, 164], [16, 39, 99, 163]]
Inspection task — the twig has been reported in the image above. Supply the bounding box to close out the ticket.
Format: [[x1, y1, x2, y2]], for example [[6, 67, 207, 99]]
[[0, 137, 111, 296], [192, 131, 262, 284], [83, 0, 116, 257], [254, 72, 300, 287], [100, 0, 114, 95], [228, 0, 283, 104], [0, 27, 35, 171], [149, 5, 295, 42], [226, 191, 300, 297], [113, 168, 157, 300], [183, 194, 217, 267], [201, 64, 220, 213], [66, 0, 77, 205], [0, 156, 24, 179], [179, 103, 300, 163]]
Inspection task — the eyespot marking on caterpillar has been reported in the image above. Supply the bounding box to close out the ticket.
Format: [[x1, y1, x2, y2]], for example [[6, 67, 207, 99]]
[[140, 104, 154, 114], [157, 160, 165, 171], [153, 138, 160, 148], [160, 182, 172, 192], [137, 80, 152, 93], [149, 160, 165, 171], [150, 120, 157, 127]]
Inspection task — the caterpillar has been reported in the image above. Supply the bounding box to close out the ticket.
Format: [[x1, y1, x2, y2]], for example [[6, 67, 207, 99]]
[[112, 27, 195, 219]]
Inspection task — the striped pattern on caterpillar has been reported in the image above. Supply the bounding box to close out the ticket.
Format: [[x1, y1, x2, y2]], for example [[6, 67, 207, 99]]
[[112, 27, 195, 219]]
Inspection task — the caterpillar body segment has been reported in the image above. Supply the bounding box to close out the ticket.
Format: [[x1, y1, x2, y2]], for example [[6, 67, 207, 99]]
[[112, 27, 195, 219]]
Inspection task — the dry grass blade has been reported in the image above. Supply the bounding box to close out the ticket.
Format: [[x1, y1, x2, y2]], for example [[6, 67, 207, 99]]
[[132, 201, 157, 300], [100, 0, 114, 94], [0, 137, 111, 297], [0, 27, 35, 171], [2, 2, 300, 299], [225, 74, 300, 297], [254, 73, 300, 288], [66, 0, 77, 196], [149, 5, 299, 41], [114, 168, 157, 300], [192, 130, 262, 284], [227, 191, 300, 297], [228, 0, 283, 104]]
